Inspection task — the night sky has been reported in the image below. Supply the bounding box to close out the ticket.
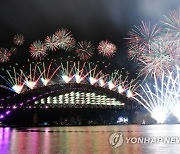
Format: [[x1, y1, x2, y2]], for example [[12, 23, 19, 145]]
[[0, 0, 180, 126], [0, 0, 180, 73]]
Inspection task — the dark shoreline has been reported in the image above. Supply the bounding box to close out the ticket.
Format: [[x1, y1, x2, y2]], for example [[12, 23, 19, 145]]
[[1, 123, 180, 129]]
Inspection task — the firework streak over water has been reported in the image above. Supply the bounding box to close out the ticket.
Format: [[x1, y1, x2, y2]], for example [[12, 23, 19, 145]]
[[132, 66, 180, 123], [126, 7, 180, 123], [126, 7, 180, 79], [0, 61, 138, 98]]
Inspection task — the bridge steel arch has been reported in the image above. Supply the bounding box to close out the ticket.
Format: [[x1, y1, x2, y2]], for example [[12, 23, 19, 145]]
[[0, 83, 131, 119]]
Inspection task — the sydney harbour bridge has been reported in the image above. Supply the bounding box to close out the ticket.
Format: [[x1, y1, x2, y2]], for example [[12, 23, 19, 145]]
[[0, 61, 137, 125]]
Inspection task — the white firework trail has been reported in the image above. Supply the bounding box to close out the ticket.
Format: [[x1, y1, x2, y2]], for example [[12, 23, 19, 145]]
[[133, 67, 180, 123], [59, 61, 76, 83], [0, 68, 24, 94], [38, 62, 61, 86]]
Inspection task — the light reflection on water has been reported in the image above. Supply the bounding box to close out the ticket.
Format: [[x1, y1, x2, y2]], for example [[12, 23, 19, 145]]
[[0, 125, 180, 154]]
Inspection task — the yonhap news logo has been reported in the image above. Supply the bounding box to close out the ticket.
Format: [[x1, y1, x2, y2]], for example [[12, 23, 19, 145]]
[[109, 132, 180, 148], [109, 132, 124, 148]]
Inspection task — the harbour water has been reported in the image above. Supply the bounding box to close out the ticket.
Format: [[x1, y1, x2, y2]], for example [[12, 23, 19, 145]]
[[1, 125, 180, 154]]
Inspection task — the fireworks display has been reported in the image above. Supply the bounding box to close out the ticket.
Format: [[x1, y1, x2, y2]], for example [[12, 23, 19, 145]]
[[133, 66, 180, 123], [127, 7, 180, 78], [97, 40, 117, 57], [125, 7, 180, 123], [59, 61, 76, 83], [161, 7, 180, 39], [0, 48, 11, 63], [0, 67, 24, 93], [1, 27, 119, 63], [171, 66, 180, 122], [0, 61, 137, 99], [127, 21, 160, 59], [13, 34, 25, 46], [137, 38, 176, 79], [21, 63, 40, 89], [55, 28, 76, 51], [127, 22, 163, 77], [0, 6, 179, 124], [9, 47, 17, 55], [29, 40, 48, 60], [75, 41, 94, 60], [0, 34, 25, 63], [87, 63, 104, 85], [38, 62, 61, 86], [44, 35, 59, 51]]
